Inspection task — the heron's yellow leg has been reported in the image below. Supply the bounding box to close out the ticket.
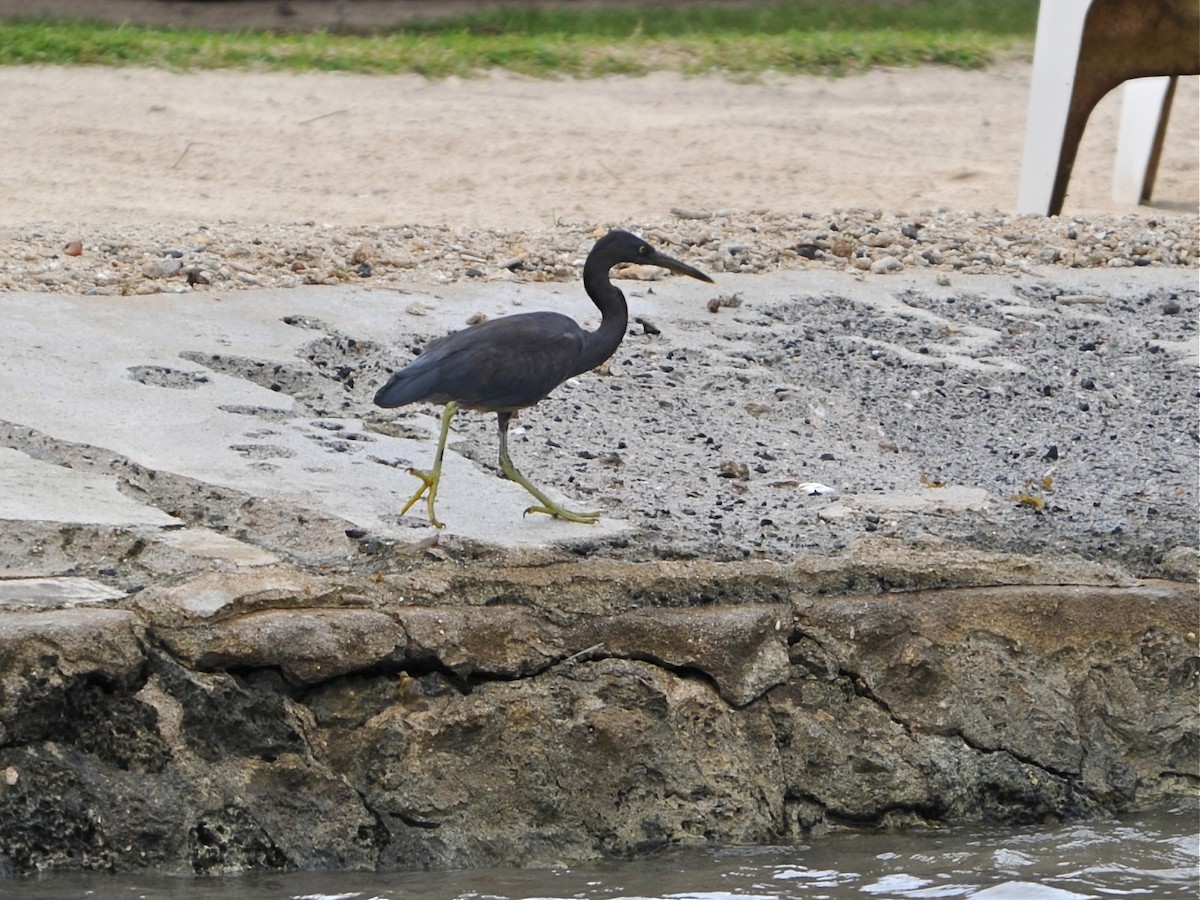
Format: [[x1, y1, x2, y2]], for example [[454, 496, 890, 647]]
[[497, 412, 600, 525], [401, 401, 458, 528]]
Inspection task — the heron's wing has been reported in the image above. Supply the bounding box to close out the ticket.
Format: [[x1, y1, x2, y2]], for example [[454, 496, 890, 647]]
[[375, 312, 587, 411]]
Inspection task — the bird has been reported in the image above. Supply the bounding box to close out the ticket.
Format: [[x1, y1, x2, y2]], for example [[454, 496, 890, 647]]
[[373, 229, 714, 528]]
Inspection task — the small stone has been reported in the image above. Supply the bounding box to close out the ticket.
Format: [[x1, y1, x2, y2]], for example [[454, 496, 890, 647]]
[[718, 460, 749, 480], [63, 240, 83, 257], [870, 256, 903, 275], [351, 241, 374, 264], [830, 236, 855, 258], [141, 258, 183, 279], [818, 503, 853, 523]]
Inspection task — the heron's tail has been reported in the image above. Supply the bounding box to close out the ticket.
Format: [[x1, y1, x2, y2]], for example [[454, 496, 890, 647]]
[[373, 368, 435, 408]]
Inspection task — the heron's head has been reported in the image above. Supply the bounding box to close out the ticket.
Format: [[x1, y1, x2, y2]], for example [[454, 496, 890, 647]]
[[596, 230, 714, 283]]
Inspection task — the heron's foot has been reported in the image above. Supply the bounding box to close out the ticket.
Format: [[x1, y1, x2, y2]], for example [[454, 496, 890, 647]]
[[523, 502, 601, 525], [498, 449, 599, 525], [401, 467, 445, 529]]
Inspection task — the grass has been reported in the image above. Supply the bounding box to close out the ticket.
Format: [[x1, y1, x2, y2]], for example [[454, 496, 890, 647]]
[[0, 1, 1038, 78]]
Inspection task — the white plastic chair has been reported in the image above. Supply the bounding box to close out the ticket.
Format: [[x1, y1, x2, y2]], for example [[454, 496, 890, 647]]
[[1112, 76, 1178, 205], [1017, 0, 1199, 215]]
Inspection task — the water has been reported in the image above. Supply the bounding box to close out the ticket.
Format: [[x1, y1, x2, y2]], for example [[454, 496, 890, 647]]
[[5, 803, 1196, 900]]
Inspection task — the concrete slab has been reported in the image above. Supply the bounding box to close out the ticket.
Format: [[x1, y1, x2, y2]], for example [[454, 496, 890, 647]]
[[0, 574, 127, 609], [153, 527, 282, 568], [0, 280, 645, 546], [0, 447, 181, 527], [0, 266, 1196, 576]]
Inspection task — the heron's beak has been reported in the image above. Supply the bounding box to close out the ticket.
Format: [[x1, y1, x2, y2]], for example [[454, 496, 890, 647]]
[[644, 249, 715, 284]]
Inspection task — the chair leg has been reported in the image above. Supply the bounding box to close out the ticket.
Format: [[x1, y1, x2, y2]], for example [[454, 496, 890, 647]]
[[1113, 75, 1178, 204], [1017, 0, 1093, 215]]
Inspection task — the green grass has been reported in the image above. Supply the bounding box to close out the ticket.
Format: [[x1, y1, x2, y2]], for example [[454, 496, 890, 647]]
[[0, 1, 1037, 78]]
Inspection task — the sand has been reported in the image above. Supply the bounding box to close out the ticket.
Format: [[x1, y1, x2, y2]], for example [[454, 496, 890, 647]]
[[0, 63, 1196, 230]]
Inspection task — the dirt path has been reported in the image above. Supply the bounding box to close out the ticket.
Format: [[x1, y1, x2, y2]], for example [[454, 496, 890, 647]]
[[1, 63, 1195, 230]]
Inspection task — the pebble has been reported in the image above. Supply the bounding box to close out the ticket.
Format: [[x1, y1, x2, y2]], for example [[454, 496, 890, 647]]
[[0, 210, 1193, 295], [141, 258, 183, 279], [870, 256, 904, 275]]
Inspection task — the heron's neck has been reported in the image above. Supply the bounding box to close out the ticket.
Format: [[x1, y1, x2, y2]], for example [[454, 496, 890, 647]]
[[574, 264, 628, 375]]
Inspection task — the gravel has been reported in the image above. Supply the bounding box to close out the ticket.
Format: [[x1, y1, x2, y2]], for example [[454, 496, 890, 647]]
[[1, 208, 1195, 296]]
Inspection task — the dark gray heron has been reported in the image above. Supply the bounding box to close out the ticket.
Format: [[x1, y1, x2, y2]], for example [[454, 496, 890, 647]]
[[373, 229, 714, 527]]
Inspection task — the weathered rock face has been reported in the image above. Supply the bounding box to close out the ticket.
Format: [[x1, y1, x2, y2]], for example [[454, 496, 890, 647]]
[[0, 553, 1194, 876]]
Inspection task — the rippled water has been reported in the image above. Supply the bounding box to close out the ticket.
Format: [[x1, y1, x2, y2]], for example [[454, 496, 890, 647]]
[[7, 803, 1197, 900]]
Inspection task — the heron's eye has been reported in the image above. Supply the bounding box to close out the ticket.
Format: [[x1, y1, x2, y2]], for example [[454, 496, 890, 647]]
[[638, 244, 649, 255]]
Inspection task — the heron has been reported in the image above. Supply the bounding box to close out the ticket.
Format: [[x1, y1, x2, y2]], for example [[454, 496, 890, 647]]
[[373, 229, 714, 527]]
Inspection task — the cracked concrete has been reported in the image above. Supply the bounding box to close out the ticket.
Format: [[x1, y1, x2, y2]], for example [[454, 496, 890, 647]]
[[0, 265, 1196, 874], [0, 265, 1196, 570]]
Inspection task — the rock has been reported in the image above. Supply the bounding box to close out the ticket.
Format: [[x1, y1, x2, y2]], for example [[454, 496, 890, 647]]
[[1161, 545, 1199, 581], [0, 609, 146, 740], [130, 568, 335, 624], [142, 257, 183, 279], [398, 606, 562, 679], [161, 608, 406, 684], [718, 460, 750, 480], [599, 605, 790, 706], [818, 502, 853, 523], [870, 256, 904, 274], [830, 236, 856, 258], [0, 561, 1192, 875]]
